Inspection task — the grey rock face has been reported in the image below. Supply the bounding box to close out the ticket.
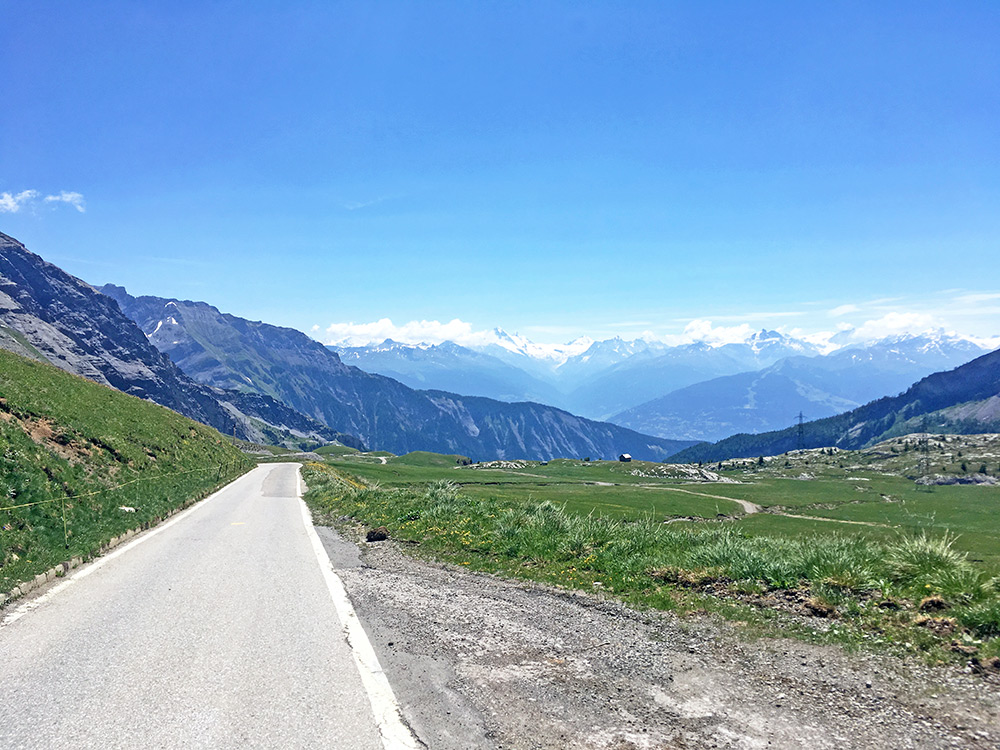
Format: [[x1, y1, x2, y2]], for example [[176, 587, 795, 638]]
[[0, 232, 354, 447]]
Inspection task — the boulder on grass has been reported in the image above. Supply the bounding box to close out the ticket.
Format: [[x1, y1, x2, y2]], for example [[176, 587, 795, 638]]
[[366, 526, 390, 542]]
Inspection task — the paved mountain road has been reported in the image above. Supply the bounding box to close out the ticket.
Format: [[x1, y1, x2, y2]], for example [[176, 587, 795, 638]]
[[0, 463, 409, 749]]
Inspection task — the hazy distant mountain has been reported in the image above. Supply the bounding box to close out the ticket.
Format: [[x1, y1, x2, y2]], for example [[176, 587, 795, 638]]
[[470, 328, 593, 382], [0, 232, 343, 447], [554, 337, 669, 390], [332, 329, 822, 420], [104, 286, 695, 461], [332, 339, 562, 405], [612, 334, 989, 441], [669, 347, 1000, 463], [332, 326, 993, 439], [560, 330, 822, 419]]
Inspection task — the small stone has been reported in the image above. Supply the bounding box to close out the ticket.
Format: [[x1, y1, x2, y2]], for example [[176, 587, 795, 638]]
[[366, 526, 390, 542], [918, 595, 949, 612]]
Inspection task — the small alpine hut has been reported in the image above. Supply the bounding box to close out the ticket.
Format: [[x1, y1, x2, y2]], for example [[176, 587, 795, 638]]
[[618, 453, 632, 463]]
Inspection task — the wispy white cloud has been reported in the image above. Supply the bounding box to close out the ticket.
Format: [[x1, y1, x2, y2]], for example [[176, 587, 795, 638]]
[[848, 312, 938, 340], [315, 287, 1000, 353], [0, 188, 86, 213], [343, 194, 397, 211], [829, 304, 860, 317], [954, 292, 1000, 305], [0, 190, 40, 213], [43, 191, 86, 212]]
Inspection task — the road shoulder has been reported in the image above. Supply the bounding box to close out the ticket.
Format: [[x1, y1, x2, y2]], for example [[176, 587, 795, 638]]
[[318, 522, 1000, 749]]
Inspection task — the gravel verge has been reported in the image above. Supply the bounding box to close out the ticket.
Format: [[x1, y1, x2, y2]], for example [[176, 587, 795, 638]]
[[318, 525, 1000, 749]]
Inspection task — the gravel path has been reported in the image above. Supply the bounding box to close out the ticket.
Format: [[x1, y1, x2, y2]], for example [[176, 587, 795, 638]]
[[320, 525, 1000, 750]]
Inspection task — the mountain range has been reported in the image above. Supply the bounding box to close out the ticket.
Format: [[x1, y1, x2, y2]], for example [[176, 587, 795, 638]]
[[4, 228, 996, 464], [610, 334, 989, 441], [332, 329, 992, 439], [0, 231, 694, 461], [0, 233, 351, 448], [99, 286, 694, 461], [670, 346, 1000, 463], [333, 330, 821, 418]]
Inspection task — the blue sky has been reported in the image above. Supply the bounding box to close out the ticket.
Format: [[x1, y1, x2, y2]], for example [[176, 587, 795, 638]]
[[2, 1, 998, 344]]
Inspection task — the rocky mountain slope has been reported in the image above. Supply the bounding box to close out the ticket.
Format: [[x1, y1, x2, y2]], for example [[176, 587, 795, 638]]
[[102, 286, 695, 461], [669, 347, 1000, 462], [0, 232, 355, 447], [612, 335, 989, 441]]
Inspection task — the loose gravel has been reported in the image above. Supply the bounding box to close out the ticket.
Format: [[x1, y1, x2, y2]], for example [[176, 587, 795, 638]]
[[319, 525, 1000, 750]]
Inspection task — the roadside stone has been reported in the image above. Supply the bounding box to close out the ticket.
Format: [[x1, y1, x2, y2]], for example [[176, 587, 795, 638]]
[[804, 597, 836, 618], [366, 526, 390, 542], [915, 616, 957, 635], [919, 595, 950, 612], [950, 641, 978, 656]]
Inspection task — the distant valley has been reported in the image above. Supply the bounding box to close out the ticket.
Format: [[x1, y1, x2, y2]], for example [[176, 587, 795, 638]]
[[672, 345, 1000, 463]]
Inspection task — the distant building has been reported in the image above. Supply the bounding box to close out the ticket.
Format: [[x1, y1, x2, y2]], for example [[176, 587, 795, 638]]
[[618, 453, 632, 462]]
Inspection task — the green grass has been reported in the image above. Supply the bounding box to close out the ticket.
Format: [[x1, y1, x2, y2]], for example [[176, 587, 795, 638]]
[[321, 448, 1000, 566], [391, 450, 471, 467], [457, 482, 742, 519], [313, 443, 360, 457], [305, 440, 1000, 665], [324, 454, 747, 517], [0, 350, 251, 592]]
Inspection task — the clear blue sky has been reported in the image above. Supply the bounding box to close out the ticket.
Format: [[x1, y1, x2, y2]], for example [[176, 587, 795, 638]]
[[2, 1, 998, 343]]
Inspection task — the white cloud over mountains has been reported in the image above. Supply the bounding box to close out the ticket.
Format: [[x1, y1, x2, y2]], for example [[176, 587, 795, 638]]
[[0, 189, 86, 213], [848, 312, 937, 340], [667, 320, 757, 346], [320, 317, 769, 349], [317, 303, 1000, 356], [322, 318, 498, 348]]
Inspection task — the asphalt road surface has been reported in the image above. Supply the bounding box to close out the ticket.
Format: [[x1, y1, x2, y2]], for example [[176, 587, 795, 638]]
[[0, 463, 408, 749]]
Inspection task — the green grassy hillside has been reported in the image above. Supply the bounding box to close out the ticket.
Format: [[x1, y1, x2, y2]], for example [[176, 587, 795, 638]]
[[670, 347, 1000, 463], [0, 349, 251, 593]]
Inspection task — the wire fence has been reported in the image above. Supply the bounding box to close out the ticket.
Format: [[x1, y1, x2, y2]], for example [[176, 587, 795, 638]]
[[0, 458, 253, 548]]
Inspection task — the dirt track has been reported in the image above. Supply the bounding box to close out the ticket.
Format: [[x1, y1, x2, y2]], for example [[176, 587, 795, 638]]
[[319, 526, 1000, 749]]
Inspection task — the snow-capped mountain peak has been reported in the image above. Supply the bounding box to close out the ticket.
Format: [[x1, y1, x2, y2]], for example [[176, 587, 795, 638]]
[[482, 328, 594, 364]]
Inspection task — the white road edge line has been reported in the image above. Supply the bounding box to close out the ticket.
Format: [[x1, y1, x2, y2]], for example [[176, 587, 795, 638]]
[[296, 467, 420, 750], [2, 468, 252, 629]]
